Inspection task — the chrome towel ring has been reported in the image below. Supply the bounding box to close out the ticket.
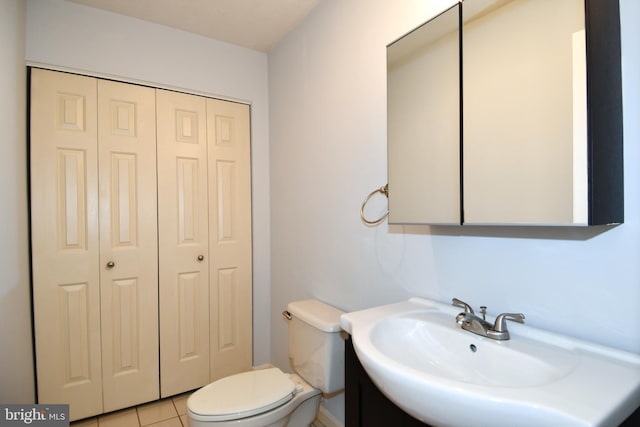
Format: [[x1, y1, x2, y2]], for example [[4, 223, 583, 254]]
[[360, 184, 389, 226]]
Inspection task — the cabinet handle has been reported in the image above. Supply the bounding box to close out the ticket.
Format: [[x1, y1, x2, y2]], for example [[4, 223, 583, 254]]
[[197, 255, 204, 262], [106, 261, 115, 269]]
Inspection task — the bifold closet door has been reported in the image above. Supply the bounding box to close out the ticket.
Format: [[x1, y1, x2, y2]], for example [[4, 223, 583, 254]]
[[207, 99, 253, 380], [32, 69, 254, 416], [31, 69, 160, 420], [97, 79, 159, 411], [157, 89, 211, 397], [30, 69, 102, 421]]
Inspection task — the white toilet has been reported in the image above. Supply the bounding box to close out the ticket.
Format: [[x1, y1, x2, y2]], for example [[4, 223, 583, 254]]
[[187, 299, 345, 427]]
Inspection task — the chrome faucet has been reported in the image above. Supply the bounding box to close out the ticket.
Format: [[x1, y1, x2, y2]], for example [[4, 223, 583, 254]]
[[452, 298, 525, 341]]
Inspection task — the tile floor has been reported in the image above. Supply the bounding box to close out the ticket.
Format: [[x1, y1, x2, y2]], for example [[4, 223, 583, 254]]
[[70, 393, 327, 427], [70, 393, 191, 427]]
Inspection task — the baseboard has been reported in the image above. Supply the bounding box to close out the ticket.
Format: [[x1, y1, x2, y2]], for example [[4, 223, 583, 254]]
[[251, 363, 274, 370], [317, 406, 344, 427]]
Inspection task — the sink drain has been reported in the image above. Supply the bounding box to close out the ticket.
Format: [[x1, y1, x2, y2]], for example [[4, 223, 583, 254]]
[[469, 344, 478, 352]]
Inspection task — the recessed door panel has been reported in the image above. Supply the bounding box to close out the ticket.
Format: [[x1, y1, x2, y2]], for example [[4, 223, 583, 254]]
[[57, 149, 88, 250], [176, 157, 202, 244], [110, 278, 139, 373], [58, 282, 91, 385]]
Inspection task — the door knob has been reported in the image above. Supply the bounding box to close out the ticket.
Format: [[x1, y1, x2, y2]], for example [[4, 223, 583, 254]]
[[197, 255, 204, 262], [106, 261, 115, 269]]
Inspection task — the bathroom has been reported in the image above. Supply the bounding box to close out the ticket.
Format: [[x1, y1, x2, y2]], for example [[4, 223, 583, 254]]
[[1, 0, 639, 426]]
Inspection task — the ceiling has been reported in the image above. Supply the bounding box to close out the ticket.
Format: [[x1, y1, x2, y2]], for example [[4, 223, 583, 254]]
[[67, 0, 320, 52]]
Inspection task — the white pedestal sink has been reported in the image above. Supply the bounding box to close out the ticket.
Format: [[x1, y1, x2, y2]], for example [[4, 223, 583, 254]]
[[340, 298, 640, 427]]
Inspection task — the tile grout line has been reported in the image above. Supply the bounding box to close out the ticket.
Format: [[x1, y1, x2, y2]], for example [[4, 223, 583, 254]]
[[171, 397, 183, 427]]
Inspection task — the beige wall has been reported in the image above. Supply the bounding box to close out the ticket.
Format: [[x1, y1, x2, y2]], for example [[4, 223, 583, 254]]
[[0, 0, 34, 404]]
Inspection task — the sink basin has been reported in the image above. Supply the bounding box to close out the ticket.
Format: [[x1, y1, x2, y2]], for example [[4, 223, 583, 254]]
[[341, 298, 640, 427], [370, 312, 576, 388]]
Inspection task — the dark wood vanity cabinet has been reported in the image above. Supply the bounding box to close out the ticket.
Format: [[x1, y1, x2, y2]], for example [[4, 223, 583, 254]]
[[345, 337, 430, 427], [345, 336, 639, 427], [620, 406, 640, 427]]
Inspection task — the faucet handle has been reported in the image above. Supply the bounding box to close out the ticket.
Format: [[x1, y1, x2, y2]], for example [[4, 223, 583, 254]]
[[452, 298, 475, 314], [492, 313, 525, 332]]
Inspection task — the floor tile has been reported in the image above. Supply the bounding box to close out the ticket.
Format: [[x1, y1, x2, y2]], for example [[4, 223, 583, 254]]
[[146, 417, 183, 427], [172, 393, 190, 416], [180, 414, 190, 427], [98, 408, 140, 427], [137, 399, 178, 426], [70, 417, 97, 427]]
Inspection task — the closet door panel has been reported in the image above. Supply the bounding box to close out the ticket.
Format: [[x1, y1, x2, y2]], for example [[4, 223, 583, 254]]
[[97, 80, 159, 411], [157, 89, 210, 397], [207, 99, 253, 380], [30, 69, 103, 421]]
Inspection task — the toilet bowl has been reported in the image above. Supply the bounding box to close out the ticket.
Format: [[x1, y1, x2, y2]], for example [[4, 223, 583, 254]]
[[187, 299, 345, 427], [187, 368, 321, 427]]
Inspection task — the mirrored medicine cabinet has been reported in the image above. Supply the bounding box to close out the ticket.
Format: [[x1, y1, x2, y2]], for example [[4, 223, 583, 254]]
[[387, 0, 623, 226]]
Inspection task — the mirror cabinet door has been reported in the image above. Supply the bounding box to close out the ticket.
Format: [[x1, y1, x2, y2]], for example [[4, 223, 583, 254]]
[[387, 4, 461, 225], [387, 0, 622, 226], [463, 0, 587, 225]]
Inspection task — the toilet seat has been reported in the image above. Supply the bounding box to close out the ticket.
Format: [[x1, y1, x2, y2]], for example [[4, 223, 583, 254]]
[[188, 368, 297, 422]]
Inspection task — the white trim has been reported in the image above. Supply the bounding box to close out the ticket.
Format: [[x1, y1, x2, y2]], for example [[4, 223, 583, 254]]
[[252, 363, 275, 370], [25, 61, 252, 106], [317, 406, 344, 427]]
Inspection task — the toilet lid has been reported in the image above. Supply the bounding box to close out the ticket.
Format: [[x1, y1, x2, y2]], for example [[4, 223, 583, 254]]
[[188, 368, 296, 421]]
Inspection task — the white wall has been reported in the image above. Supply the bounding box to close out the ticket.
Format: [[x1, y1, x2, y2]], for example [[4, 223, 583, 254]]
[[0, 0, 34, 404], [25, 0, 272, 365], [268, 0, 640, 423]]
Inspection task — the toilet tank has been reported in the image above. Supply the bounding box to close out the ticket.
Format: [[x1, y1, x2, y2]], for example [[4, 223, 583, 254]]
[[286, 299, 345, 394]]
